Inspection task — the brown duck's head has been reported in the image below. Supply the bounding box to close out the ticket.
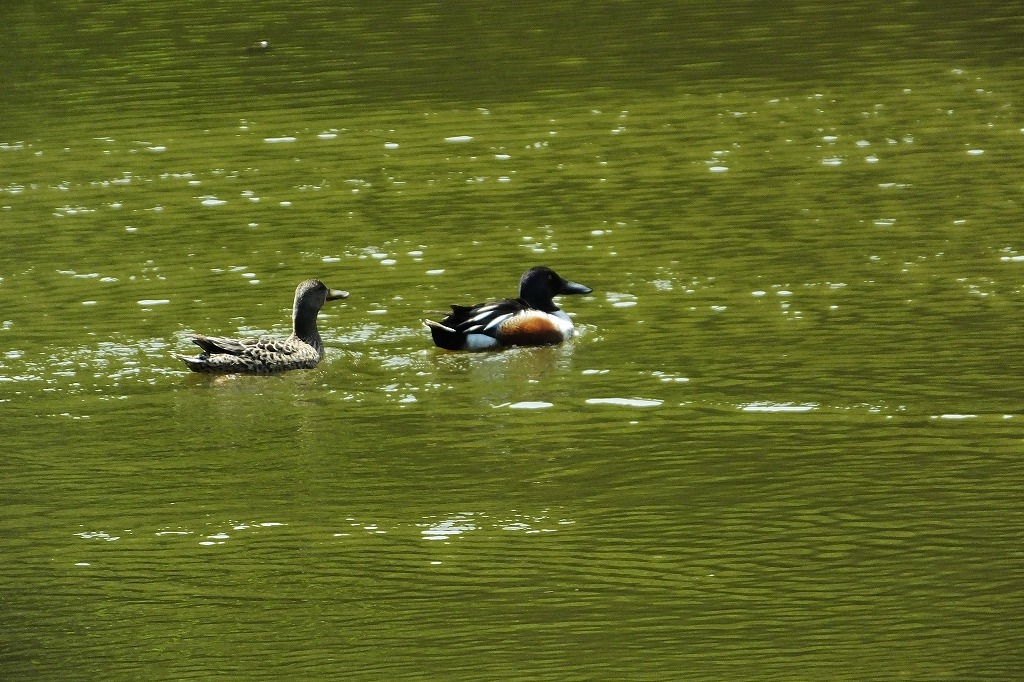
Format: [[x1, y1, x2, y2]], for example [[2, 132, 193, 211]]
[[293, 279, 349, 317]]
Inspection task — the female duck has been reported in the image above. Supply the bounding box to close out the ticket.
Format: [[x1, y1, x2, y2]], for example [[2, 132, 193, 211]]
[[425, 266, 592, 351], [175, 279, 349, 373]]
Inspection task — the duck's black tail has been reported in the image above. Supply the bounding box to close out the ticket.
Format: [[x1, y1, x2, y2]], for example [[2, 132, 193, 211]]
[[424, 320, 463, 351]]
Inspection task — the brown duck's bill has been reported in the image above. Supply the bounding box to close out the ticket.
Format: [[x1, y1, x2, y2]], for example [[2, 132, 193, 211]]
[[327, 289, 350, 301]]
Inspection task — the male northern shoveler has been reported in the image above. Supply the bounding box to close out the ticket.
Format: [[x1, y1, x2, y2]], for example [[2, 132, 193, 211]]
[[174, 279, 349, 374], [425, 266, 592, 351]]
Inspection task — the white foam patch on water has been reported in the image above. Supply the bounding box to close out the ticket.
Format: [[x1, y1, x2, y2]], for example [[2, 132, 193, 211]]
[[445, 135, 473, 143], [421, 516, 476, 539], [264, 136, 297, 143], [586, 397, 662, 407], [417, 511, 570, 540], [606, 292, 637, 307], [137, 299, 170, 306], [505, 401, 553, 409], [740, 402, 817, 412]]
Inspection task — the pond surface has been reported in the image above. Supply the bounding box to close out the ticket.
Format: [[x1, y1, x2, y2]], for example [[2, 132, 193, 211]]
[[3, 1, 1024, 679]]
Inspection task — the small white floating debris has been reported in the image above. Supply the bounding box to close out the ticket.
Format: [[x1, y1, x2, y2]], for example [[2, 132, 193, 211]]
[[137, 299, 170, 306], [821, 157, 843, 166], [201, 197, 226, 206], [146, 146, 166, 152], [606, 292, 637, 307], [865, 155, 879, 163], [507, 401, 553, 409], [380, 259, 397, 266], [75, 563, 91, 567], [856, 139, 871, 147], [776, 290, 793, 296], [752, 290, 767, 297], [384, 142, 399, 149], [822, 135, 839, 142], [425, 269, 445, 275], [264, 136, 297, 143], [445, 135, 473, 143], [1000, 255, 1024, 262], [422, 523, 473, 539], [322, 256, 341, 263], [82, 301, 97, 306], [934, 413, 977, 420], [495, 153, 511, 160], [873, 219, 896, 227], [317, 132, 338, 140], [586, 398, 663, 407], [708, 166, 729, 173], [966, 149, 985, 156], [741, 402, 816, 412]]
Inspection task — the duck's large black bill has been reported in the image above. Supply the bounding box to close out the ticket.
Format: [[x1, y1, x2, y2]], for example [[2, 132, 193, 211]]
[[559, 279, 593, 295]]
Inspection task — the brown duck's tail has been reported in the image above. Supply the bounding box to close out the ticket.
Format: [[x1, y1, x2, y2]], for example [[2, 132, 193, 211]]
[[171, 352, 210, 373]]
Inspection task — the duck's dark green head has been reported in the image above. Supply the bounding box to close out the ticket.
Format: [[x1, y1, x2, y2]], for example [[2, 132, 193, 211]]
[[518, 266, 592, 311]]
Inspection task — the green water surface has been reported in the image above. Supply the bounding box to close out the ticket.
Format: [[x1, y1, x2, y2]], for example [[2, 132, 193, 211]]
[[2, 1, 1024, 680]]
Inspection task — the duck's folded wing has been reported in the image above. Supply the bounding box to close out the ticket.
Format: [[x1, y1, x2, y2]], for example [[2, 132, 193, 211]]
[[191, 335, 251, 355], [449, 298, 527, 334], [255, 338, 301, 355], [191, 335, 301, 357]]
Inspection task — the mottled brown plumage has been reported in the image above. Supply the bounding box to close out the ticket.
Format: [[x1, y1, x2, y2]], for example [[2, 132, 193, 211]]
[[174, 279, 349, 374]]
